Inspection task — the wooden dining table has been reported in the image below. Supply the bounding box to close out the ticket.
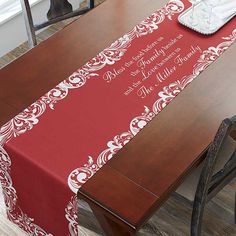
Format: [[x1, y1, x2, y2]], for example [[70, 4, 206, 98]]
[[0, 0, 236, 235]]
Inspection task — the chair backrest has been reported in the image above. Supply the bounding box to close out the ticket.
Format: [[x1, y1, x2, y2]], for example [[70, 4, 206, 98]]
[[191, 115, 236, 236], [20, 0, 95, 47]]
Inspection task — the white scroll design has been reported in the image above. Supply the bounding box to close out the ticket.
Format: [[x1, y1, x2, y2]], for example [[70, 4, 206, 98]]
[[0, 2, 235, 236], [66, 28, 236, 233], [0, 146, 53, 235], [67, 29, 236, 195], [0, 0, 184, 147]]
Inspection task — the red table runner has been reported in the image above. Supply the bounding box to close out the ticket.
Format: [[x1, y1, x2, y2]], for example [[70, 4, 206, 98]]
[[0, 0, 236, 235]]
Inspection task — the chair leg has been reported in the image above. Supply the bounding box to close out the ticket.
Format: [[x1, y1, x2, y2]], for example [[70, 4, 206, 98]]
[[191, 201, 205, 236], [88, 0, 95, 8], [20, 0, 37, 48], [235, 191, 236, 224]]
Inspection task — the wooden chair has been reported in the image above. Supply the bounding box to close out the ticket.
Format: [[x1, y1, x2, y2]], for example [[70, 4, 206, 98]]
[[20, 0, 95, 48], [176, 116, 236, 236]]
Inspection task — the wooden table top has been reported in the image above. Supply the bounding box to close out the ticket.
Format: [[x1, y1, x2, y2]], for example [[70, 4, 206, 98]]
[[0, 0, 236, 234], [0, 0, 166, 126], [79, 39, 236, 232]]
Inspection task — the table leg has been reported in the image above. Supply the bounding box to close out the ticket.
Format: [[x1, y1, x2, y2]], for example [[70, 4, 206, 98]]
[[91, 207, 135, 236]]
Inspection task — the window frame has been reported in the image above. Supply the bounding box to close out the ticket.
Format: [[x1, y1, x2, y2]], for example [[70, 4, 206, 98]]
[[0, 0, 41, 25]]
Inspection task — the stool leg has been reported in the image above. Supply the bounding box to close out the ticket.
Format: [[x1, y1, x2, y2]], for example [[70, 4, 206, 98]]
[[20, 0, 37, 48]]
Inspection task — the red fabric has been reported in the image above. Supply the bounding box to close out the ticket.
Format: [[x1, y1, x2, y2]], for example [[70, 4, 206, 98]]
[[2, 0, 236, 235]]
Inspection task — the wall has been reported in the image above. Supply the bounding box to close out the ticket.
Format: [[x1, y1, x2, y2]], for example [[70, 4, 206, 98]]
[[0, 0, 81, 57]]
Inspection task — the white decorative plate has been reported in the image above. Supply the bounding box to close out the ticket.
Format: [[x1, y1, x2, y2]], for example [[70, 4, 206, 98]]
[[178, 1, 236, 35]]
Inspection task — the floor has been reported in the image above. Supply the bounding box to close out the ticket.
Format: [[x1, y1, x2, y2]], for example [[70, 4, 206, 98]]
[[0, 181, 235, 235], [0, 0, 236, 235]]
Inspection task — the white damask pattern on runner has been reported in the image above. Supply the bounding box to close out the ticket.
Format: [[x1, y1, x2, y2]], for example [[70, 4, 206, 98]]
[[66, 29, 236, 234], [0, 0, 183, 147], [68, 29, 236, 193], [0, 1, 184, 235]]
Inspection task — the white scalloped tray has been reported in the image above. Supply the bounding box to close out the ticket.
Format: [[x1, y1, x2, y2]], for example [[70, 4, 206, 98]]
[[178, 1, 236, 35]]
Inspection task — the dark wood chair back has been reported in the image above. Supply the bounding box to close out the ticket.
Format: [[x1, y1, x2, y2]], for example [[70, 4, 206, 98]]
[[192, 116, 236, 236], [20, 0, 95, 47]]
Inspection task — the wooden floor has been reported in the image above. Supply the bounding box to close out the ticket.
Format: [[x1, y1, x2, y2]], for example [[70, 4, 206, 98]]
[[0, 0, 236, 235], [78, 180, 236, 235]]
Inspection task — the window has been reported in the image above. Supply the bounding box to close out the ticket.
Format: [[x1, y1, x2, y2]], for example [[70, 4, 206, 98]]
[[0, 0, 40, 25]]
